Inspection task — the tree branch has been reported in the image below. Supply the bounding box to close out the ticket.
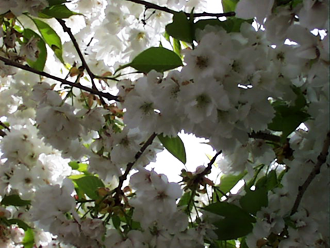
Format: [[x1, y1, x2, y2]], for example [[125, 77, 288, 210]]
[[115, 133, 157, 200], [126, 0, 235, 18], [0, 56, 119, 101], [290, 131, 330, 215], [198, 150, 222, 179], [249, 131, 281, 143], [56, 19, 95, 85]]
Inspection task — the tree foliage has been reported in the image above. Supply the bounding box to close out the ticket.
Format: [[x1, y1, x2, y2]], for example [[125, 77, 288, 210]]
[[0, 0, 328, 247]]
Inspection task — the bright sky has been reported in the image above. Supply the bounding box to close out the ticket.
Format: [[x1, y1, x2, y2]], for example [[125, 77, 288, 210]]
[[147, 132, 216, 182], [147, 1, 225, 183]]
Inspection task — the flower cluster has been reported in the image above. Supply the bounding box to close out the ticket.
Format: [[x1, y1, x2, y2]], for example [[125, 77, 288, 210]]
[[0, 0, 328, 247]]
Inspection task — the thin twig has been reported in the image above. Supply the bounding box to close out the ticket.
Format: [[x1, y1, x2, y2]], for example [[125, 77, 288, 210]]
[[199, 150, 222, 178], [56, 19, 96, 87], [0, 56, 118, 101], [290, 131, 330, 215], [115, 133, 157, 200], [126, 0, 235, 18]]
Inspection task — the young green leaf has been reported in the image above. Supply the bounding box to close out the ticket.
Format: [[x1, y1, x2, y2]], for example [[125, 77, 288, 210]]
[[166, 11, 193, 43], [22, 228, 35, 248], [68, 161, 89, 174], [158, 134, 186, 164], [125, 47, 183, 73], [72, 175, 105, 200], [22, 29, 47, 71], [217, 171, 247, 194], [221, 0, 239, 12], [32, 18, 65, 63], [172, 38, 182, 57]]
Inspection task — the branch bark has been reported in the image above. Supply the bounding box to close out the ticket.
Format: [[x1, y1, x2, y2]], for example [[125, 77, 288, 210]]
[[290, 131, 330, 215], [115, 133, 157, 201], [0, 56, 118, 101], [249, 131, 281, 143], [126, 0, 235, 18]]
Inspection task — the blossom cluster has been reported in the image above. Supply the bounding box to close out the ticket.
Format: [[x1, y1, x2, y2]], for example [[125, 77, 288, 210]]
[[0, 0, 328, 247]]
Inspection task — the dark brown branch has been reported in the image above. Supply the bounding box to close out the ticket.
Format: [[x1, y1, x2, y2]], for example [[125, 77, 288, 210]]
[[115, 133, 157, 199], [0, 56, 118, 101], [290, 131, 330, 215], [198, 150, 222, 179], [0, 121, 10, 137], [249, 131, 281, 143], [56, 19, 95, 83], [126, 0, 235, 18]]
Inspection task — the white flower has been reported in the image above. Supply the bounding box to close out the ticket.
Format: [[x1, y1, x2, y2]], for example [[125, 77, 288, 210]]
[[180, 77, 230, 124], [235, 0, 275, 24], [77, 107, 107, 131], [299, 0, 329, 30], [20, 36, 40, 61], [30, 179, 76, 230], [36, 103, 83, 150]]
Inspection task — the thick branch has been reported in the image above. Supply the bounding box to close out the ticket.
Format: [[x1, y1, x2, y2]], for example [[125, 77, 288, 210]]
[[290, 131, 330, 215], [0, 56, 118, 101], [126, 0, 235, 18], [249, 131, 281, 143]]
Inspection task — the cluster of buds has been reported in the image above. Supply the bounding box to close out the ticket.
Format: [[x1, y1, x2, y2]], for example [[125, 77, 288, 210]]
[[180, 166, 214, 194]]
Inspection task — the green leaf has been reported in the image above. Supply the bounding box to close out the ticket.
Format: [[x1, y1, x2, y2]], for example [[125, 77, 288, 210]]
[[204, 202, 255, 239], [22, 228, 34, 248], [32, 18, 64, 63], [172, 38, 182, 57], [239, 188, 268, 215], [194, 18, 253, 34], [68, 161, 89, 173], [178, 191, 193, 213], [178, 191, 191, 207], [291, 86, 307, 110], [217, 171, 247, 194], [158, 134, 186, 164], [165, 11, 193, 43], [1, 194, 31, 207], [239, 237, 249, 248], [213, 218, 253, 240], [204, 202, 255, 223], [72, 175, 105, 200], [112, 215, 121, 229], [265, 170, 279, 190], [126, 47, 183, 73], [22, 29, 47, 71], [6, 219, 31, 231], [47, 0, 69, 6], [211, 240, 237, 248], [222, 0, 239, 12], [40, 4, 81, 19], [268, 101, 310, 142]]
